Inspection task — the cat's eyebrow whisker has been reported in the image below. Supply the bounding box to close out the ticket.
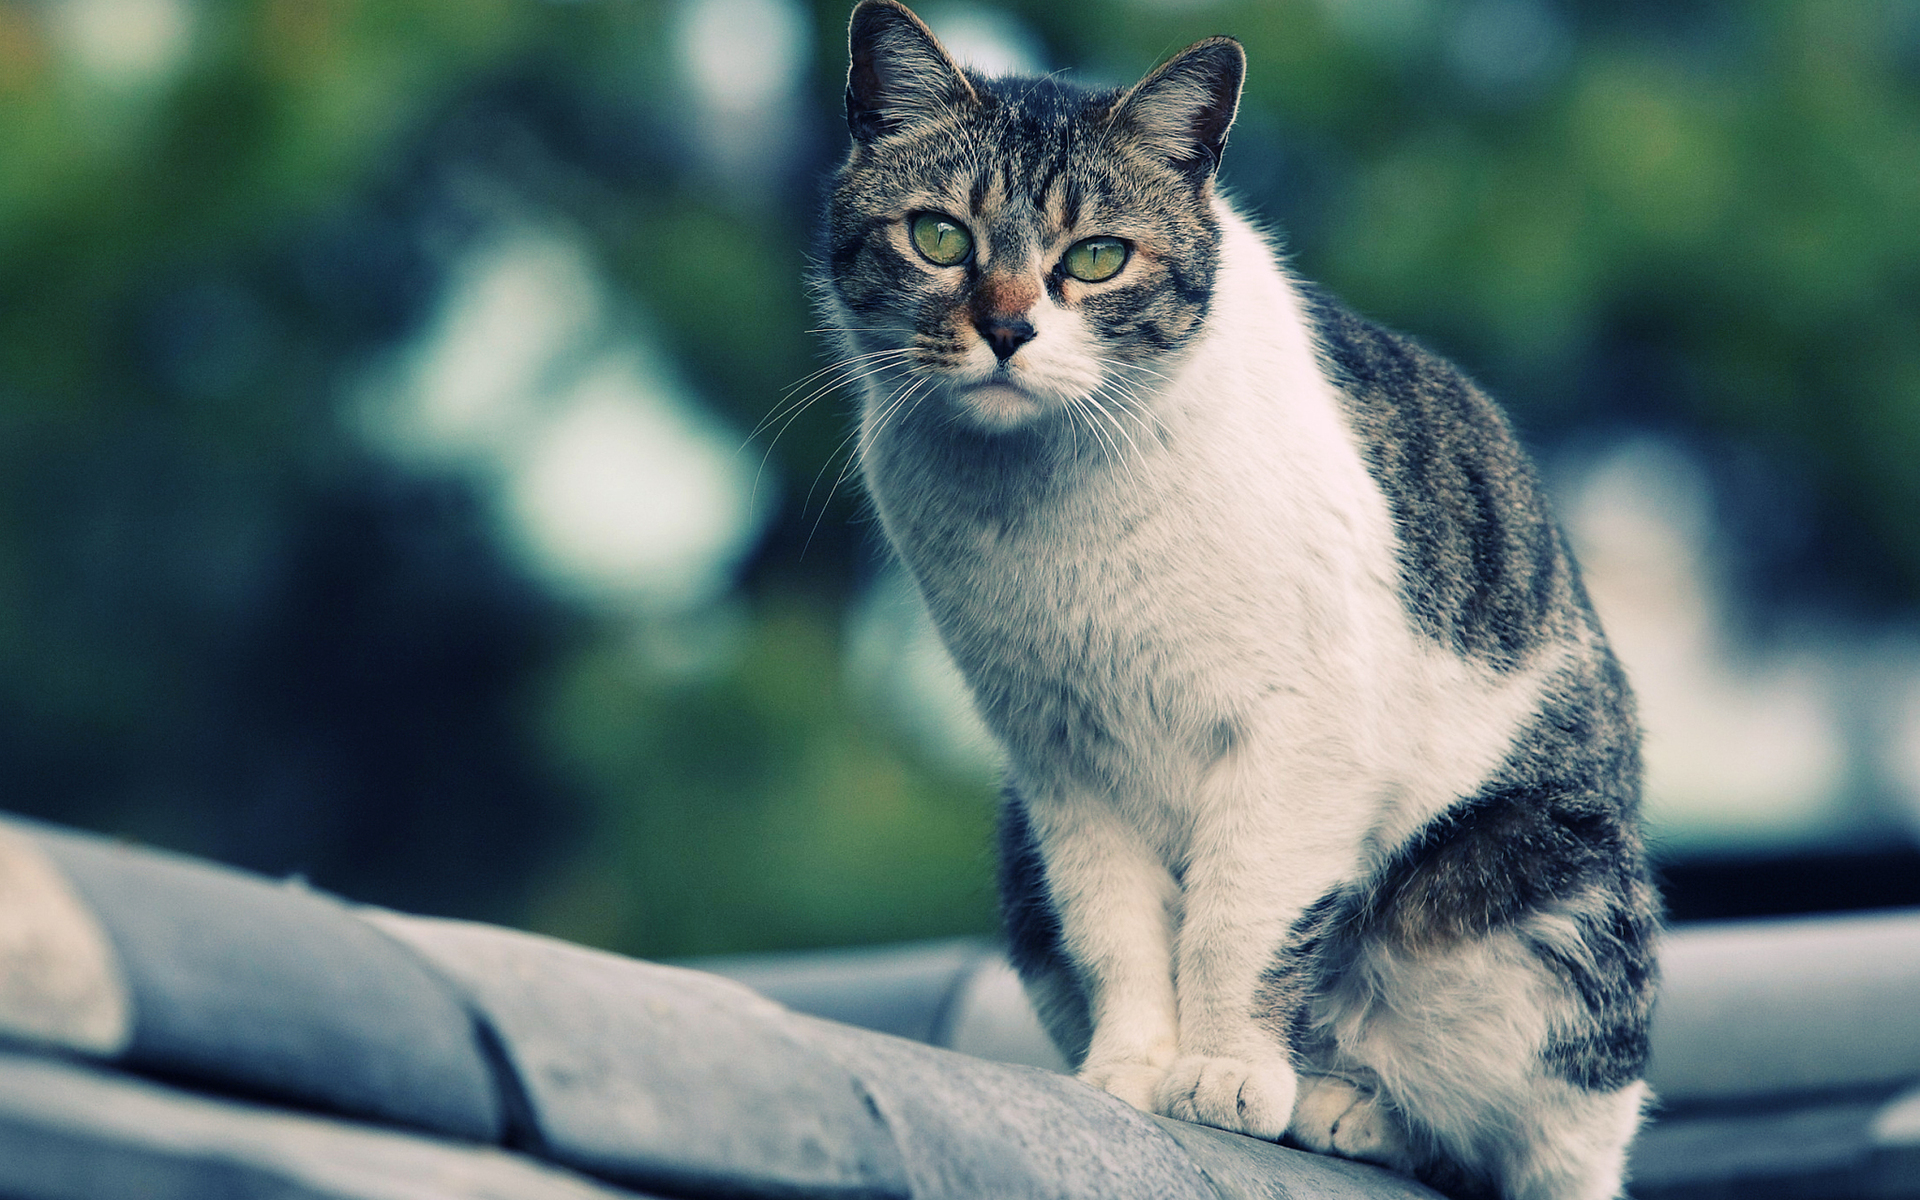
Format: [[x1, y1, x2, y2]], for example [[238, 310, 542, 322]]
[[932, 121, 985, 190]]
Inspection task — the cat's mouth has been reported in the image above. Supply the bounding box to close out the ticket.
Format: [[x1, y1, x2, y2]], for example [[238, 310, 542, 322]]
[[952, 379, 1046, 430]]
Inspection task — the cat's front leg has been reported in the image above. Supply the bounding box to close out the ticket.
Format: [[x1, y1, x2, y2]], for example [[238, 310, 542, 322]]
[[1155, 895, 1302, 1138], [1022, 790, 1182, 1111], [1156, 802, 1359, 1141]]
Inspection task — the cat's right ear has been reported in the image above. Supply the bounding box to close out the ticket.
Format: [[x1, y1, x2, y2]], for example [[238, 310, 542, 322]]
[[1109, 37, 1246, 180], [846, 0, 978, 144]]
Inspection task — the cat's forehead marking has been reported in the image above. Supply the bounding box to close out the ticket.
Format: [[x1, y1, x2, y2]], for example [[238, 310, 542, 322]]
[[1058, 175, 1085, 233], [980, 172, 1041, 266], [967, 165, 992, 217], [966, 158, 1008, 219]]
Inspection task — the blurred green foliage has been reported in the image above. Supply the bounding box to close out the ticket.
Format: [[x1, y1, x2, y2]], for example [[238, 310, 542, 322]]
[[536, 602, 996, 953], [1, 0, 1916, 957]]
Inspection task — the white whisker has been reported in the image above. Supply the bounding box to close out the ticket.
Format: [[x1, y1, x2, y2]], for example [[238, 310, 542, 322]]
[[803, 372, 934, 556], [756, 353, 918, 442], [748, 350, 920, 511], [1082, 389, 1147, 470]]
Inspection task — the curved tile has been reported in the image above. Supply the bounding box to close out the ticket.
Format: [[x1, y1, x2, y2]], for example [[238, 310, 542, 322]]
[[801, 1016, 1222, 1200], [368, 912, 911, 1200], [0, 1052, 656, 1200], [19, 820, 502, 1142], [0, 826, 131, 1056]]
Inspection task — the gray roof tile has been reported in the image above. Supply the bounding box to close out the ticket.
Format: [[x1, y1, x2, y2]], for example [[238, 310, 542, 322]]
[[0, 1051, 657, 1200], [0, 812, 1511, 1199], [24, 821, 503, 1142], [369, 911, 912, 1200], [1646, 910, 1920, 1103], [800, 1016, 1223, 1200], [1153, 1117, 1446, 1200], [699, 939, 991, 1046]]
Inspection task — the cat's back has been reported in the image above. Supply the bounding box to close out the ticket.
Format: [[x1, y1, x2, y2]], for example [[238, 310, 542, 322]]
[[1130, 205, 1595, 681], [1295, 281, 1590, 672]]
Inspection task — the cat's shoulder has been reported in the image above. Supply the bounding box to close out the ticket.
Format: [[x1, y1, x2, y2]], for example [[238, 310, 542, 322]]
[[1280, 276, 1578, 669], [1288, 280, 1512, 443]]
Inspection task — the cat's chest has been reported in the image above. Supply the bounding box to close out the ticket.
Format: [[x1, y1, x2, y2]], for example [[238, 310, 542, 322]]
[[895, 461, 1219, 638], [932, 496, 1216, 667], [880, 446, 1386, 764]]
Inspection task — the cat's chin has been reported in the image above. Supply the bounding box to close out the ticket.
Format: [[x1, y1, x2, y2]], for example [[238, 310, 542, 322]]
[[951, 381, 1048, 432]]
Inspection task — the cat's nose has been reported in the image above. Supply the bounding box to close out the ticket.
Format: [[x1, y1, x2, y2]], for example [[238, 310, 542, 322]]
[[977, 314, 1036, 361]]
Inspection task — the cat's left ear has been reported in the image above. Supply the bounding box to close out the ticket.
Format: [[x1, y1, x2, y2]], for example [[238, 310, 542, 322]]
[[1109, 37, 1245, 180], [846, 0, 979, 144]]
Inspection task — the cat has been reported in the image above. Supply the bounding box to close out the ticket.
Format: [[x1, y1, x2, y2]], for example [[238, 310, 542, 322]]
[[817, 4, 1660, 1198]]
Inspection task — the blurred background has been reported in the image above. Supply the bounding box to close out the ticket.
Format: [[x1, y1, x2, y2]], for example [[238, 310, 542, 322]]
[[2, 0, 1917, 960]]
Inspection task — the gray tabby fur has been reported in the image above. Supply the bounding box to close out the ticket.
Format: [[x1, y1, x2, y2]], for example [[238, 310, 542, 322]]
[[817, 5, 1659, 1198]]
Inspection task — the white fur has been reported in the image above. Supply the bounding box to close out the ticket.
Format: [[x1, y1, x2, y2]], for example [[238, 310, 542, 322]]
[[1301, 927, 1646, 1198], [1290, 1074, 1413, 1167], [854, 199, 1637, 1198]]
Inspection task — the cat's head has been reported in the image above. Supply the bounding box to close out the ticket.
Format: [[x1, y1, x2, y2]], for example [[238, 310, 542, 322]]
[[821, 0, 1244, 435]]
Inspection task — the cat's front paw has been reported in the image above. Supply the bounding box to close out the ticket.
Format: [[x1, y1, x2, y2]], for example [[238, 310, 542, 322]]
[[1288, 1074, 1413, 1170], [1154, 1054, 1297, 1141], [1078, 1057, 1173, 1112]]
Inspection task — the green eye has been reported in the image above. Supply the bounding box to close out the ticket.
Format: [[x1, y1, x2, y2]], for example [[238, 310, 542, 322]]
[[909, 213, 973, 266], [1063, 236, 1129, 283]]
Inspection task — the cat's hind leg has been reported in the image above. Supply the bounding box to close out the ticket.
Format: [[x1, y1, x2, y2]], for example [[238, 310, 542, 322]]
[[1288, 1065, 1643, 1200], [1311, 913, 1653, 1200], [1492, 1078, 1648, 1200], [1286, 1073, 1415, 1172]]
